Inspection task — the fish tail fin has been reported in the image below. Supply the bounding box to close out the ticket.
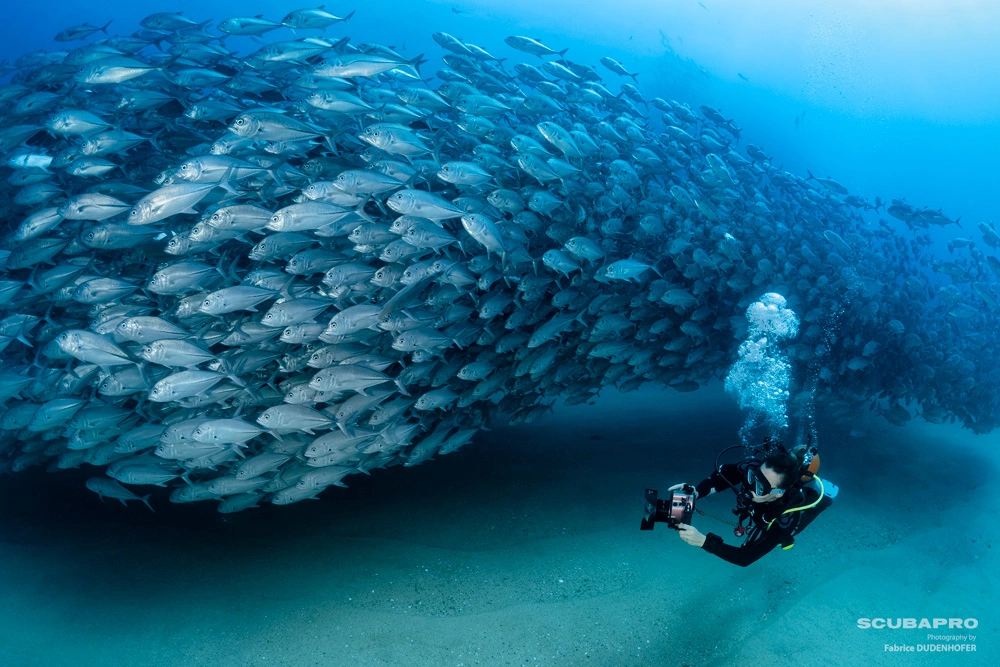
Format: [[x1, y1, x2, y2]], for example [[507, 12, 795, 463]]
[[141, 493, 155, 512], [218, 253, 241, 284], [408, 53, 427, 75], [322, 134, 339, 155], [354, 202, 376, 223], [343, 10, 356, 25], [558, 48, 569, 57], [147, 127, 165, 153], [806, 169, 815, 181], [395, 378, 410, 396], [30, 345, 47, 371], [630, 72, 639, 81], [267, 164, 289, 189], [277, 275, 298, 300], [25, 264, 42, 292], [101, 19, 113, 34], [180, 470, 194, 486], [215, 167, 240, 197]]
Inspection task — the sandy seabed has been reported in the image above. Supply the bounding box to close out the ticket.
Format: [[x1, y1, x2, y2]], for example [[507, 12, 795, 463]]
[[0, 385, 996, 667]]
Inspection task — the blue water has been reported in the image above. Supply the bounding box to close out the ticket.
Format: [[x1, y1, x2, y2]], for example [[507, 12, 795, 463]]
[[0, 1, 998, 664]]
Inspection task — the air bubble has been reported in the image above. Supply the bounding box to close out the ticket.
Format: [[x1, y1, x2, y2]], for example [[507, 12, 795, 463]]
[[725, 293, 800, 442]]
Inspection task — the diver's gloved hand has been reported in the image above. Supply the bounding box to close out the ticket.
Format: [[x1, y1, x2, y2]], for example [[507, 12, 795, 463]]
[[677, 523, 706, 547], [667, 482, 698, 499]]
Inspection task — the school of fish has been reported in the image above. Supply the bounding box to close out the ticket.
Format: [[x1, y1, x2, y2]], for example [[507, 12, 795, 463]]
[[0, 9, 997, 512]]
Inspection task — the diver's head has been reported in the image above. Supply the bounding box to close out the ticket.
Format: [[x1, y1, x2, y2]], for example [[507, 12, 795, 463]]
[[749, 446, 807, 502], [749, 463, 785, 502]]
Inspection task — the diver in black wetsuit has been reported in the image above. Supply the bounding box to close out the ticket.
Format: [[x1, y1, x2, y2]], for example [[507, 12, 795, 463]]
[[674, 443, 838, 567]]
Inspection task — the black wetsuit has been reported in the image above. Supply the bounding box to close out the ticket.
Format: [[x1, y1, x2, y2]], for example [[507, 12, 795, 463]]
[[694, 463, 833, 567]]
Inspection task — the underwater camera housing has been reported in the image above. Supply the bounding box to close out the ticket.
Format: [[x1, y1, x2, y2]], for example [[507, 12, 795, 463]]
[[640, 485, 696, 530]]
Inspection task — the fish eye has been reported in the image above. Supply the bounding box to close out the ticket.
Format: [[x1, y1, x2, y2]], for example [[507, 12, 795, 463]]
[[236, 119, 245, 125]]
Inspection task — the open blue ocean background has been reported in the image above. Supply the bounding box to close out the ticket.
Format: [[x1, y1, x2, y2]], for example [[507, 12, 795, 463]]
[[0, 1, 997, 665]]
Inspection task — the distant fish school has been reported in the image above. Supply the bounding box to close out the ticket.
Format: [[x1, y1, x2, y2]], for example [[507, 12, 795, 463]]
[[0, 9, 994, 512]]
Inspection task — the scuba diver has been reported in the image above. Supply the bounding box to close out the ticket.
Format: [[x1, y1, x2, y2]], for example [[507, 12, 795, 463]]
[[668, 439, 838, 567]]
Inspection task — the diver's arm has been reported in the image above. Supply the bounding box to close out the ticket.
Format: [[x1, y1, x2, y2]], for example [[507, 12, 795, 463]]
[[694, 463, 741, 499], [701, 529, 783, 567]]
